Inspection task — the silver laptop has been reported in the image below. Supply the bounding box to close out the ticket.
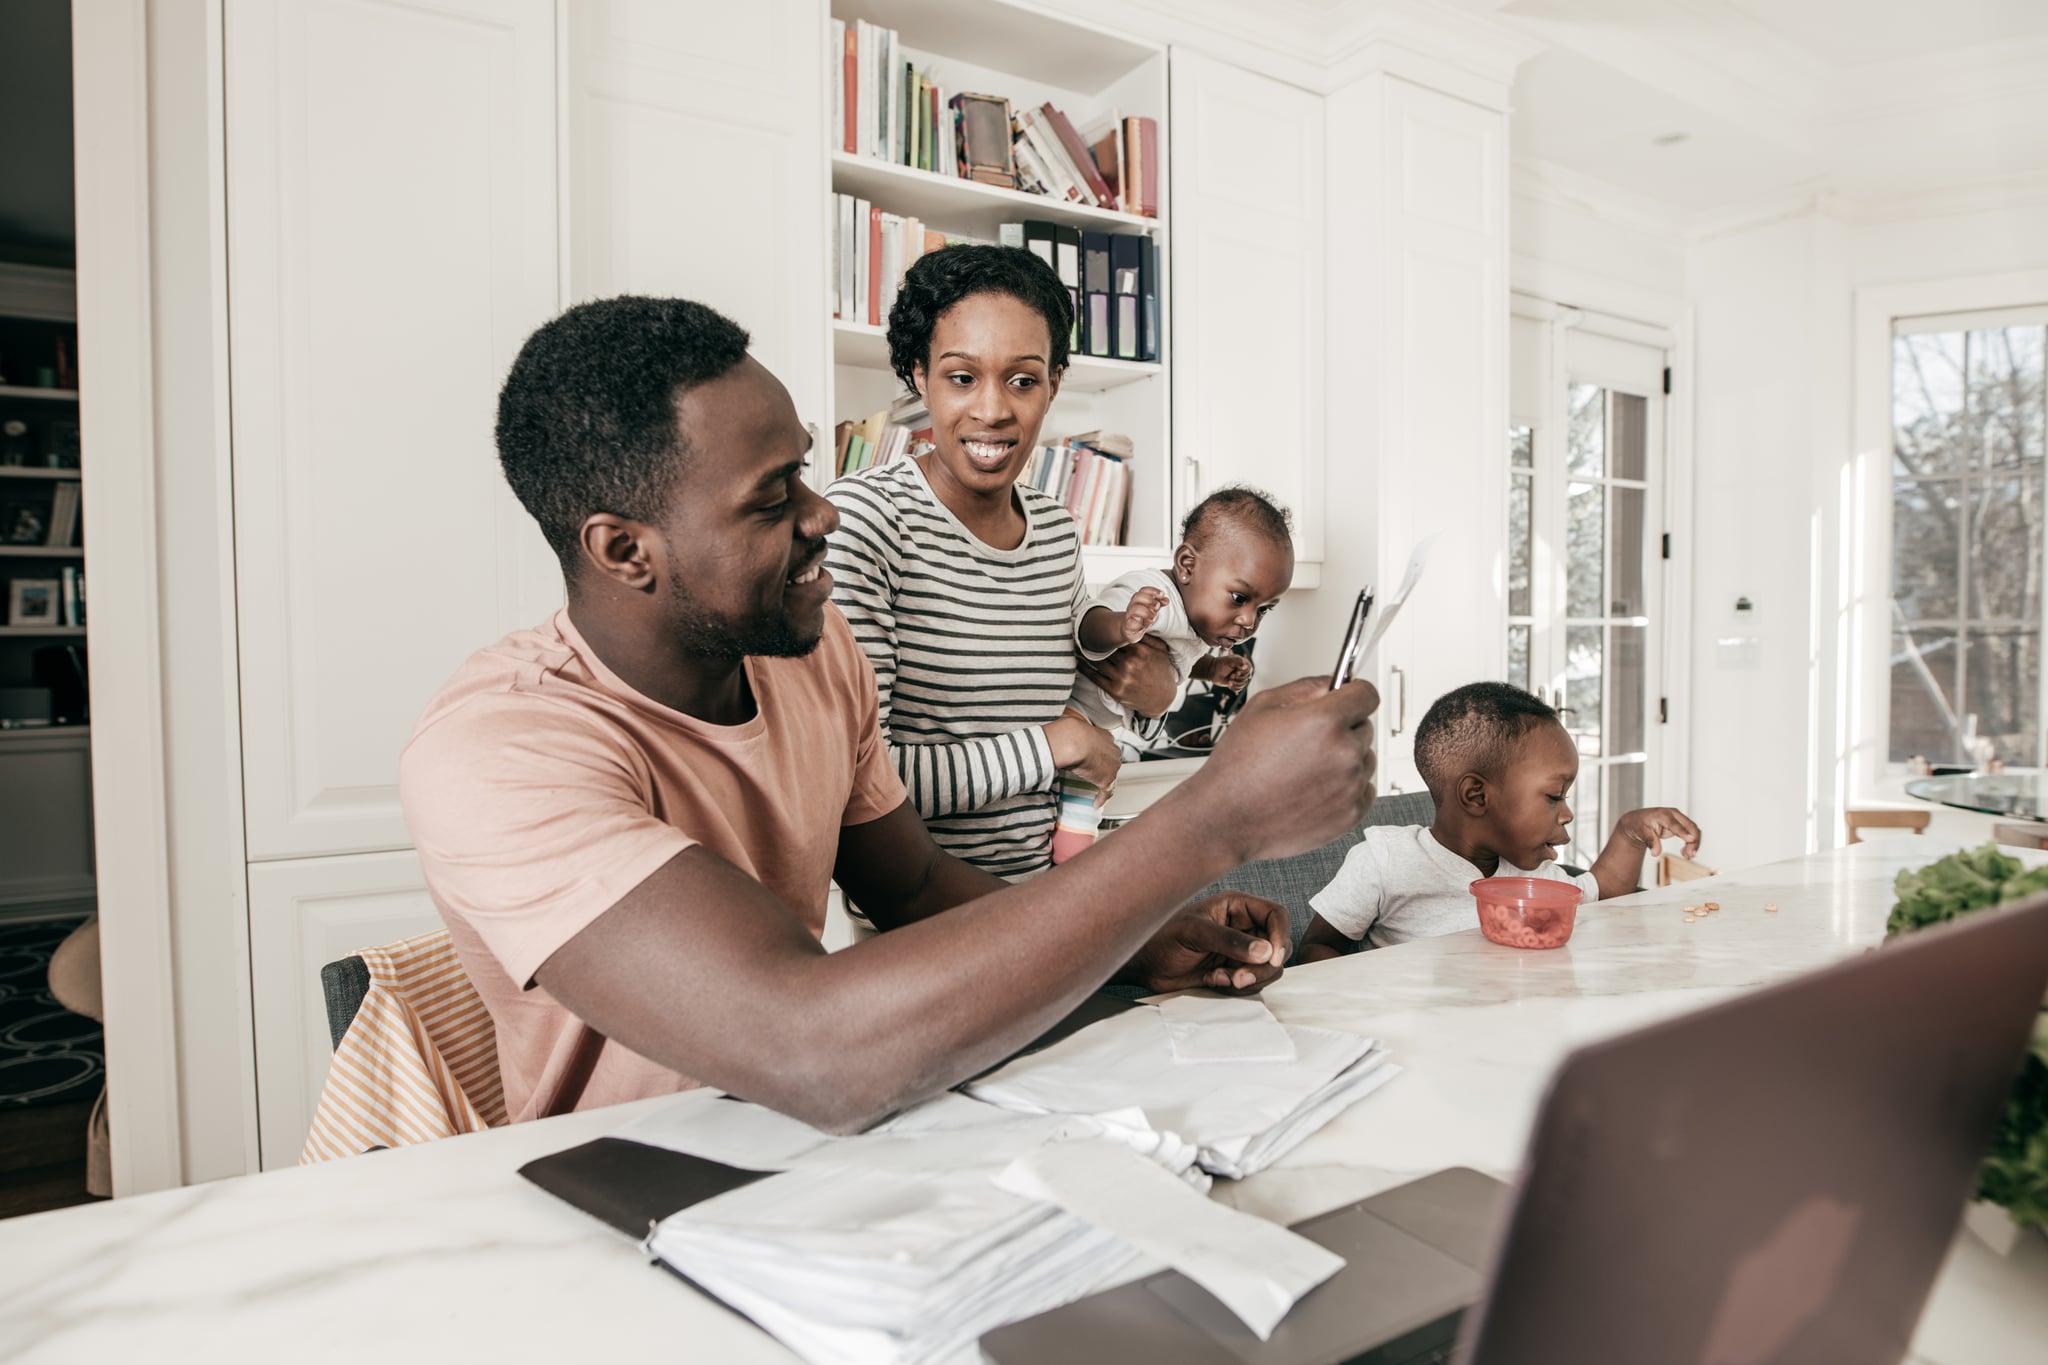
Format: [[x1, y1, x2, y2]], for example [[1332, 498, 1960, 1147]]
[[983, 893, 2048, 1365]]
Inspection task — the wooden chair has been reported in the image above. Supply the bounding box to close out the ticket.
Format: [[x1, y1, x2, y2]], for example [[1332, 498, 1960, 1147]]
[[1844, 808, 1931, 844], [1993, 821, 2048, 851], [1656, 853, 1717, 887]]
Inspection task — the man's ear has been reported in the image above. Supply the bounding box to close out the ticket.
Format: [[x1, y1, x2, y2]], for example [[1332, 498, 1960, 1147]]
[[1456, 771, 1488, 817], [578, 513, 659, 593], [1171, 540, 1198, 584]]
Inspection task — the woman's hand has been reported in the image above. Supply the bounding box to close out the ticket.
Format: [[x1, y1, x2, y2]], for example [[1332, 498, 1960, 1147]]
[[1080, 634, 1178, 719], [1045, 713, 1123, 796]]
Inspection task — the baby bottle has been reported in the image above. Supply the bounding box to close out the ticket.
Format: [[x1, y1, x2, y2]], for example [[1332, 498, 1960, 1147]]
[[1050, 779, 1104, 864]]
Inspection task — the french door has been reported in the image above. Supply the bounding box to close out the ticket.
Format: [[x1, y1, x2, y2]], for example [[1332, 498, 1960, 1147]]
[[1509, 305, 1670, 868]]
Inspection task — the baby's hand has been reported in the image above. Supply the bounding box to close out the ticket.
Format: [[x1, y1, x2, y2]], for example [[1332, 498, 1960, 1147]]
[[1119, 587, 1168, 646], [1194, 651, 1253, 692], [1610, 806, 1702, 859]]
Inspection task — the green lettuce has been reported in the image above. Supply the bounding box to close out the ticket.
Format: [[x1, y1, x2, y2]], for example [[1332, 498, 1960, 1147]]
[[1887, 842, 2048, 1229]]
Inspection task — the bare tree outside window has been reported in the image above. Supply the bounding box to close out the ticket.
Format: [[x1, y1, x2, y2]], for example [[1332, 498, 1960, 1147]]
[[1889, 324, 2046, 766]]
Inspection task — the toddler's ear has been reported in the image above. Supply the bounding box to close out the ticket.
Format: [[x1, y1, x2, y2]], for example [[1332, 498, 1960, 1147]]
[[1455, 771, 1489, 816], [1171, 541, 1198, 583]]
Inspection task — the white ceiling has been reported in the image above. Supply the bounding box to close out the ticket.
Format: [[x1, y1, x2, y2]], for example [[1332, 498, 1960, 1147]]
[[1723, 0, 2048, 68], [1483, 0, 2048, 220]]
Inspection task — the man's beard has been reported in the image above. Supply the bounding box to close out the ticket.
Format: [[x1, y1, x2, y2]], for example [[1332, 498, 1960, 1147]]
[[665, 547, 825, 662]]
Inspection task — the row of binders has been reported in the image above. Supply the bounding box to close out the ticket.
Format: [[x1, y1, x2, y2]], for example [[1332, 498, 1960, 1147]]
[[1003, 223, 1160, 364], [1024, 433, 1133, 548], [829, 17, 1159, 219]]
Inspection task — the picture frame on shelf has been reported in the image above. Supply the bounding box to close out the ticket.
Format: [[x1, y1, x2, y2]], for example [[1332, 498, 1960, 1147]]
[[953, 93, 1016, 188], [4, 501, 47, 545], [8, 578, 60, 627]]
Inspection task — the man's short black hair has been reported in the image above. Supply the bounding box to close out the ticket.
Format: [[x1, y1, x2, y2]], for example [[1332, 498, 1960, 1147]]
[[887, 244, 1072, 390], [1180, 485, 1293, 552], [496, 295, 752, 572], [1413, 681, 1562, 802]]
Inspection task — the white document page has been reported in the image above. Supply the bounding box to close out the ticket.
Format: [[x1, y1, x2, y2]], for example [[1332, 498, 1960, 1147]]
[[1159, 994, 1298, 1064], [994, 1137, 1345, 1340]]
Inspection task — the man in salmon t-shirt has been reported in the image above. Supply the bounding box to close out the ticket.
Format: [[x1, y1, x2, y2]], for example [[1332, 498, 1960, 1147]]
[[399, 295, 1380, 1130]]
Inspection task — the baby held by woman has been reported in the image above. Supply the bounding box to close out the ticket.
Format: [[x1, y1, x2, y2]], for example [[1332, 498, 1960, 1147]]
[[1049, 488, 1294, 864]]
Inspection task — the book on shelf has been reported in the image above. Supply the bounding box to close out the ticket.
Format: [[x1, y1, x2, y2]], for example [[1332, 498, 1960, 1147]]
[[59, 566, 84, 627], [1120, 116, 1159, 218], [1039, 104, 1117, 210], [1020, 432, 1134, 547], [44, 481, 80, 547], [833, 394, 932, 480]]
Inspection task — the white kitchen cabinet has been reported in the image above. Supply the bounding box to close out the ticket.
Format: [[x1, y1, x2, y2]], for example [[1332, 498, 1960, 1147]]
[[247, 849, 442, 1169], [567, 0, 827, 428], [224, 0, 565, 862], [1321, 73, 1509, 792], [1169, 50, 1325, 581]]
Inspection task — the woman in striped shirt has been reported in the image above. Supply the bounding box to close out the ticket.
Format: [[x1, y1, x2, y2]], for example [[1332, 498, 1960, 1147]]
[[827, 247, 1176, 879]]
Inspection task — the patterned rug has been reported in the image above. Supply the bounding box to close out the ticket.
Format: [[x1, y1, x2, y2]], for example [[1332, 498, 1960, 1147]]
[[0, 918, 103, 1108]]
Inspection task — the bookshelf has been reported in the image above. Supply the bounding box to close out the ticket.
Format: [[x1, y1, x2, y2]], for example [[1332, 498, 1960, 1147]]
[[0, 298, 87, 735], [824, 0, 1172, 583]]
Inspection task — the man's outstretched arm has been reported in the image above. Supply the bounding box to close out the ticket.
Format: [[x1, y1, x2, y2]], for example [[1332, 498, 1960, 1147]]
[[534, 676, 1378, 1133]]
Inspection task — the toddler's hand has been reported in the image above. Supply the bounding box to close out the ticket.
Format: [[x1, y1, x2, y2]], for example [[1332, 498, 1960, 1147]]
[[1119, 587, 1167, 645], [1611, 806, 1702, 859], [1195, 651, 1253, 692]]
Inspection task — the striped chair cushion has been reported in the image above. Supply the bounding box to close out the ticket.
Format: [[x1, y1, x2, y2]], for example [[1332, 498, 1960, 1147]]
[[300, 928, 506, 1163]]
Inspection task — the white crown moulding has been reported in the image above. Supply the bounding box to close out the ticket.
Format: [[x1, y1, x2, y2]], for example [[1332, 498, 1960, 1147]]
[[1033, 0, 1542, 103]]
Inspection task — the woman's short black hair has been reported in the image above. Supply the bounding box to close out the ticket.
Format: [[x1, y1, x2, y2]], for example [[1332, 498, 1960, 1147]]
[[496, 295, 751, 572], [886, 244, 1072, 391]]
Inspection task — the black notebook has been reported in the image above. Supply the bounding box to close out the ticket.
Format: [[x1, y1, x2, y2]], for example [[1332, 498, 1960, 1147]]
[[519, 992, 1140, 1237]]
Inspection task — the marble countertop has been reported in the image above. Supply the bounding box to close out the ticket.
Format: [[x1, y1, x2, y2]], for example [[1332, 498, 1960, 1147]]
[[3, 842, 2044, 1363]]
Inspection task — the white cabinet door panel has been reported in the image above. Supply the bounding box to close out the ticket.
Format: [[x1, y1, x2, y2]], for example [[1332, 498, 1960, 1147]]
[[226, 0, 563, 860], [247, 850, 442, 1170], [568, 0, 827, 427], [1367, 81, 1509, 792], [1169, 50, 1325, 571]]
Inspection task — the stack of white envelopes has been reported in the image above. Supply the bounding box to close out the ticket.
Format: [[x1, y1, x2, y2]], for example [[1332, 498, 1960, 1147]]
[[620, 999, 1397, 1364], [964, 996, 1399, 1178]]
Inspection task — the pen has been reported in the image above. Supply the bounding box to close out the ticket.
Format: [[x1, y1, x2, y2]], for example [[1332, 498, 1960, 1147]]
[[1331, 586, 1375, 690]]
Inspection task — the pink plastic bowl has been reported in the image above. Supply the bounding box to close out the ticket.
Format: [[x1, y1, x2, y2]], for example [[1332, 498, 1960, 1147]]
[[1470, 877, 1584, 949]]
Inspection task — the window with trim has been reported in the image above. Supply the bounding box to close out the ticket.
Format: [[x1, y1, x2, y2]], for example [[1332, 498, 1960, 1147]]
[[1889, 313, 2046, 767]]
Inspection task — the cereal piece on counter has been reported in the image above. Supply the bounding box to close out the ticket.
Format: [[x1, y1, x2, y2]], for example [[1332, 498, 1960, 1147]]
[[1765, 902, 1778, 913], [1704, 902, 1720, 911]]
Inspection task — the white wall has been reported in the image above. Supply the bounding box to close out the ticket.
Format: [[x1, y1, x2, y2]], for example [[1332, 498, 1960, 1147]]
[[1684, 213, 1845, 873], [1684, 194, 2048, 874], [1509, 166, 1687, 322]]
